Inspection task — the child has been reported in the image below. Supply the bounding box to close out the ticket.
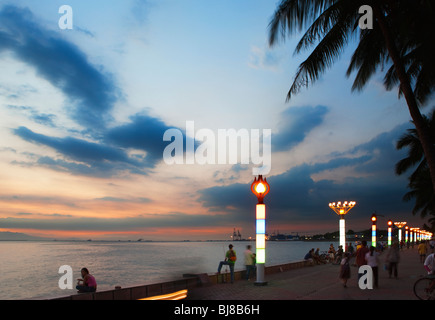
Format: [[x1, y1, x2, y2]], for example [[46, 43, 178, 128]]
[[339, 253, 351, 288]]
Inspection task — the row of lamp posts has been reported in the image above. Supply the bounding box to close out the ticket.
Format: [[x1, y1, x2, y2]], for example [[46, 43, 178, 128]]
[[250, 175, 433, 286]]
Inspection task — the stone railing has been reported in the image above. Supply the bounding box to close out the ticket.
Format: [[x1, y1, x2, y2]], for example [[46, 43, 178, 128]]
[[49, 259, 313, 300]]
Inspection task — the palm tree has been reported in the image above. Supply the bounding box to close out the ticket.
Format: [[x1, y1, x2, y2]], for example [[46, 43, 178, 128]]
[[402, 167, 434, 225], [395, 111, 435, 228], [268, 0, 435, 196]]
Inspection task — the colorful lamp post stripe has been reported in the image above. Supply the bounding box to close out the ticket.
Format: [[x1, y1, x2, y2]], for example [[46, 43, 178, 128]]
[[256, 203, 266, 264], [371, 214, 377, 247], [251, 175, 270, 286], [387, 220, 393, 246]]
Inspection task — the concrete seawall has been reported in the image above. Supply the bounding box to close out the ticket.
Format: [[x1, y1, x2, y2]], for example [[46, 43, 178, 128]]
[[49, 259, 313, 300]]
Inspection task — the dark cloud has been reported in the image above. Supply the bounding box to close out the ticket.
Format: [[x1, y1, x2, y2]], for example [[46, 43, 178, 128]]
[[12, 110, 193, 176], [0, 194, 78, 208], [0, 212, 228, 232], [199, 123, 418, 230], [94, 197, 152, 203], [14, 127, 132, 164], [13, 126, 149, 176], [0, 5, 119, 130], [1, 5, 193, 177], [7, 105, 57, 128], [105, 114, 177, 167], [272, 105, 329, 152]]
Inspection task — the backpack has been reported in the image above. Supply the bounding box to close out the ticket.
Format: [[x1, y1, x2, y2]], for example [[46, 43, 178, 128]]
[[228, 249, 237, 262]]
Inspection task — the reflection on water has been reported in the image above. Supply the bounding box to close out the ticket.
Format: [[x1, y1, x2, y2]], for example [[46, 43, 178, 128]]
[[0, 240, 338, 299]]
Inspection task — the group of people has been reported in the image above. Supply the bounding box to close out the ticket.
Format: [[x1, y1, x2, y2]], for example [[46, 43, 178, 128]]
[[339, 240, 402, 288], [417, 239, 435, 263], [77, 239, 435, 292], [304, 244, 347, 265], [417, 240, 435, 276], [217, 244, 256, 283]]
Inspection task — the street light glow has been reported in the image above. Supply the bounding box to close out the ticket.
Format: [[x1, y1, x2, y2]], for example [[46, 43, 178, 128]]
[[255, 182, 266, 194], [329, 200, 356, 251], [394, 222, 406, 242], [251, 175, 270, 204], [328, 201, 356, 215]]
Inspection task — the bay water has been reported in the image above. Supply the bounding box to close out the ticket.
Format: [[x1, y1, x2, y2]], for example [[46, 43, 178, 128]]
[[0, 240, 339, 300]]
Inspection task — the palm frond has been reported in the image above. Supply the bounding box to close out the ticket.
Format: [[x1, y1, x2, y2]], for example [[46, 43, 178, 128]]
[[284, 7, 360, 100], [346, 26, 388, 92], [268, 0, 337, 46]]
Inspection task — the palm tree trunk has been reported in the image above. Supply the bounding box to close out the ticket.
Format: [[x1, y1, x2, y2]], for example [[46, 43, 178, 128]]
[[373, 3, 435, 198]]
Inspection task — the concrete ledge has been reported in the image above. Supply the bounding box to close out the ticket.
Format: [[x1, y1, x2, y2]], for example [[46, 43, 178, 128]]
[[49, 259, 314, 300]]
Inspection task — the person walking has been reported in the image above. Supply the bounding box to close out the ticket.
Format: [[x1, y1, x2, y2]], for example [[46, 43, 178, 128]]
[[217, 244, 237, 283], [418, 241, 428, 263], [424, 252, 435, 274], [355, 240, 369, 282], [365, 246, 380, 288], [339, 253, 351, 288], [244, 245, 255, 280], [385, 242, 400, 279], [355, 240, 369, 267]]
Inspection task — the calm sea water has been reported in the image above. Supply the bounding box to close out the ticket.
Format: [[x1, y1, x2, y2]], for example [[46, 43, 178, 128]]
[[0, 240, 339, 300]]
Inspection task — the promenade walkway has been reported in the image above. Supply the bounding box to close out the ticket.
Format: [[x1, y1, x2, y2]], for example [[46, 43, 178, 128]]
[[187, 246, 427, 300]]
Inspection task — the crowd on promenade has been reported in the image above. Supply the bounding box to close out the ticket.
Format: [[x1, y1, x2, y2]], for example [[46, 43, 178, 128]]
[[303, 238, 435, 288], [214, 238, 435, 290]]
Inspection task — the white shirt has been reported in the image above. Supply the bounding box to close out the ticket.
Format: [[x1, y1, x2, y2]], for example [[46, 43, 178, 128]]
[[365, 251, 379, 267], [244, 249, 254, 265], [424, 253, 435, 274]]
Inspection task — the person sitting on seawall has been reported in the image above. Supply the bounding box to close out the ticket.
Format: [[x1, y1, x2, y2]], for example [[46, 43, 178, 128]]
[[313, 248, 327, 264], [76, 267, 97, 293], [304, 248, 315, 264], [333, 245, 344, 265]]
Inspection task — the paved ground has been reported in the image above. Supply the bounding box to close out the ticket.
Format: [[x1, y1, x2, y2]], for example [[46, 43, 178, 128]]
[[187, 246, 428, 300]]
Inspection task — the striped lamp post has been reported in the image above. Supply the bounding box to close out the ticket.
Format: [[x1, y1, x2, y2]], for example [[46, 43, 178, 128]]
[[251, 175, 270, 286]]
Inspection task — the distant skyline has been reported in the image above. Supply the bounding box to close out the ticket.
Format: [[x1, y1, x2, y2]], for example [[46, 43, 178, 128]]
[[0, 1, 431, 241]]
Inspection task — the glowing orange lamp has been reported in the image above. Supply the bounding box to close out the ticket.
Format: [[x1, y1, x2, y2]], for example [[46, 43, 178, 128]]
[[251, 175, 270, 204]]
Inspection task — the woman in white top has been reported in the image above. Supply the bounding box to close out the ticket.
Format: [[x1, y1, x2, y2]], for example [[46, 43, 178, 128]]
[[365, 246, 380, 288]]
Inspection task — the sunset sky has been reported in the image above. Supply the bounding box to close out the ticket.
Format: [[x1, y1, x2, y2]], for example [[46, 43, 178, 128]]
[[0, 0, 430, 240]]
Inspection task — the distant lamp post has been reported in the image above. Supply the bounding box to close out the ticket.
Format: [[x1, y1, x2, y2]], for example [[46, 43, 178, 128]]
[[251, 175, 270, 286], [405, 225, 409, 243], [411, 228, 420, 243], [328, 201, 356, 251], [371, 214, 377, 247], [394, 222, 407, 243], [415, 228, 421, 242], [387, 220, 393, 246]]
